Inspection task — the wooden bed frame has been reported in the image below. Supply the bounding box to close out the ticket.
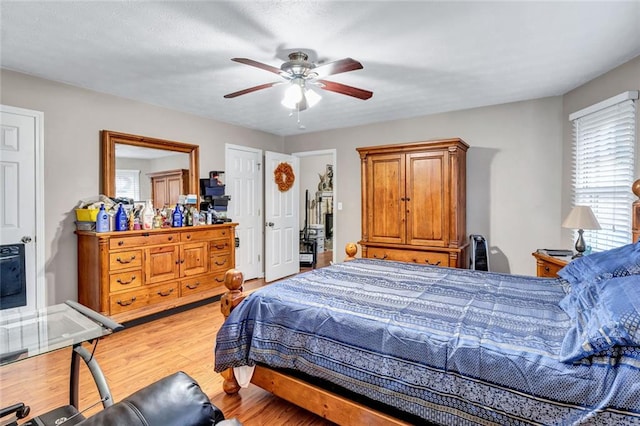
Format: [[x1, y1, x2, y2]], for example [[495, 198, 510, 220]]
[[219, 180, 640, 425]]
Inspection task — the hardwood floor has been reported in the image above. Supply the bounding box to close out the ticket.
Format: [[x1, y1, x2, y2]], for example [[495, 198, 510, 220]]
[[0, 253, 335, 425]]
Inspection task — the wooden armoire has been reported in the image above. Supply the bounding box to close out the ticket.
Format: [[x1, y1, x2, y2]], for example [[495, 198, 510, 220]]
[[357, 138, 469, 268], [148, 169, 189, 209]]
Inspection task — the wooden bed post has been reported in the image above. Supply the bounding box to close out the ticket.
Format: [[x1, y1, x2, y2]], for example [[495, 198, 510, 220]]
[[345, 242, 358, 261], [220, 269, 246, 395]]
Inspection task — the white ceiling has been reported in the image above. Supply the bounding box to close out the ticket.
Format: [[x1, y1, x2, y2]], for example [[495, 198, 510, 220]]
[[2, 1, 639, 137]]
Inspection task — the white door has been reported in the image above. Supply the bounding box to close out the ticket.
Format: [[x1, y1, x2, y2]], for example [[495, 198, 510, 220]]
[[225, 144, 262, 280], [265, 151, 299, 282], [0, 105, 45, 313]]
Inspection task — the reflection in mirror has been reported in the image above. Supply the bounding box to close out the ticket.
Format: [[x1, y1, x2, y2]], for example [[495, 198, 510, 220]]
[[101, 130, 199, 208], [114, 145, 189, 204]]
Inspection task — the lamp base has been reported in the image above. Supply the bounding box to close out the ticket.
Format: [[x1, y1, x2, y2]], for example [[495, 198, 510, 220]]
[[573, 229, 586, 258]]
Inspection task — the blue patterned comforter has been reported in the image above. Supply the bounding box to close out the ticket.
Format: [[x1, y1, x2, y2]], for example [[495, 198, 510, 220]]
[[215, 259, 640, 425]]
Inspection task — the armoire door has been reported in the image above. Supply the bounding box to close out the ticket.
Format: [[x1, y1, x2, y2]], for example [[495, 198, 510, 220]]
[[153, 177, 168, 208], [405, 150, 448, 247], [366, 153, 406, 244], [167, 174, 184, 207]]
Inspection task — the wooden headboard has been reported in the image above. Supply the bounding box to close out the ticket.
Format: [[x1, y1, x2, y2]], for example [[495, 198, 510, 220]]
[[633, 179, 640, 243]]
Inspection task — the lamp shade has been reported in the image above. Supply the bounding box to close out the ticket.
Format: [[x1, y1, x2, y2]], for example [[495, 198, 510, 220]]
[[561, 206, 601, 230]]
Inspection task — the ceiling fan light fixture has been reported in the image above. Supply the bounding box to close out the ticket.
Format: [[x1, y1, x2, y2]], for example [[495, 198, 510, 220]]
[[305, 88, 322, 108], [281, 78, 305, 109]]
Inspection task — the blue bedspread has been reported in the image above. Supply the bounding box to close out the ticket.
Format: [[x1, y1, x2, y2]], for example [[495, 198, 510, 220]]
[[215, 259, 640, 425]]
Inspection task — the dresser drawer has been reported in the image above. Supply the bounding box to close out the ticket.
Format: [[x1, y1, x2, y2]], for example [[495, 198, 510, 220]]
[[109, 282, 179, 314], [210, 253, 231, 272], [538, 262, 563, 278], [109, 250, 142, 271], [367, 247, 450, 267], [148, 282, 179, 304], [210, 239, 232, 253], [109, 233, 179, 250], [109, 287, 150, 314], [180, 274, 226, 297], [109, 270, 143, 292], [181, 228, 230, 242]]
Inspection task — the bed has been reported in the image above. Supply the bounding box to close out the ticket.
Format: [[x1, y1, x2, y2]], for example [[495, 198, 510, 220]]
[[214, 187, 640, 425]]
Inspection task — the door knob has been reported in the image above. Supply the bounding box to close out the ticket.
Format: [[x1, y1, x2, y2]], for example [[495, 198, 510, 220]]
[[21, 236, 32, 243], [266, 222, 275, 227]]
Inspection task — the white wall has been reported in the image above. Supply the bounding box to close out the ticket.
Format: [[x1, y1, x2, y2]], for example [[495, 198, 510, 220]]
[[0, 69, 283, 305], [284, 97, 565, 275]]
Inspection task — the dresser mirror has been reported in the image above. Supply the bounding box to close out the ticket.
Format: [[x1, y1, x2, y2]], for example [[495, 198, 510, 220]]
[[101, 130, 200, 207]]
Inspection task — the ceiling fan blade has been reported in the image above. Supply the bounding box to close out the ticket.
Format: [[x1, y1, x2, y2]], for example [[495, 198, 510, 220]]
[[223, 82, 281, 99], [231, 58, 283, 75], [317, 80, 373, 100], [312, 58, 363, 78]]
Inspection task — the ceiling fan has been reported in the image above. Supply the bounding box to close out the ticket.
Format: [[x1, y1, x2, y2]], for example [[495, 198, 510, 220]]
[[223, 51, 373, 111]]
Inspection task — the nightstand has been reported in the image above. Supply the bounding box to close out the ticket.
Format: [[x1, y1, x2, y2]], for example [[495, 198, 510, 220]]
[[532, 250, 571, 278]]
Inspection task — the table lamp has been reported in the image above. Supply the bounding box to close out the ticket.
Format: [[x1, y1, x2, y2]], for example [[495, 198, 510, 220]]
[[562, 206, 601, 258]]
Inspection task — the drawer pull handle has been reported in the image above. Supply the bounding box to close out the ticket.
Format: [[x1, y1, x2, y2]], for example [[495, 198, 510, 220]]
[[425, 260, 441, 266], [214, 244, 226, 250], [544, 266, 550, 272], [117, 297, 136, 306], [412, 258, 418, 263], [157, 289, 174, 297], [373, 254, 388, 260], [168, 236, 173, 241], [186, 234, 191, 239], [186, 282, 200, 290], [118, 241, 124, 246], [116, 255, 136, 264], [215, 277, 224, 283], [215, 259, 228, 266], [117, 276, 136, 285], [142, 232, 149, 237]]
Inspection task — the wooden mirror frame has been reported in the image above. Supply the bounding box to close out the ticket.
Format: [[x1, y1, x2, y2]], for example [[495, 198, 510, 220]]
[[101, 130, 200, 204]]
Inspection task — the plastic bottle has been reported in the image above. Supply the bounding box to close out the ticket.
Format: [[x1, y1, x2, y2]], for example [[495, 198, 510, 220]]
[[115, 203, 128, 231], [142, 200, 154, 230], [172, 204, 183, 227], [95, 203, 110, 233]]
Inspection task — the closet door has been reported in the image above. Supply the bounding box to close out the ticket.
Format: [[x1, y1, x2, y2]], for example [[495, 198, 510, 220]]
[[366, 153, 406, 244], [405, 150, 448, 247]]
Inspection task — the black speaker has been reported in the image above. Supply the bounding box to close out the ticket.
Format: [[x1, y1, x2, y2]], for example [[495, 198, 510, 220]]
[[470, 234, 489, 271]]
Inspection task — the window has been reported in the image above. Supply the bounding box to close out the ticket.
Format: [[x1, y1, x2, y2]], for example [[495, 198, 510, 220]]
[[569, 91, 638, 251], [115, 169, 140, 201]]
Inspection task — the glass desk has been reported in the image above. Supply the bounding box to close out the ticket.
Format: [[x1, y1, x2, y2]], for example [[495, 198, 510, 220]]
[[0, 301, 123, 425]]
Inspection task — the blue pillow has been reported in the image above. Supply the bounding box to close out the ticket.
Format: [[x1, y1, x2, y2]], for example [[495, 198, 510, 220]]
[[557, 242, 640, 319], [557, 242, 640, 286], [559, 274, 640, 363]]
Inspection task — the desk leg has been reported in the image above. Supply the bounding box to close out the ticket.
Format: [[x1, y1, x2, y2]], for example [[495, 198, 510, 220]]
[[69, 344, 114, 409]]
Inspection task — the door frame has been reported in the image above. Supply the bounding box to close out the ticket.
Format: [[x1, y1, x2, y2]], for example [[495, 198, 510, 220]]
[[292, 149, 337, 265], [0, 104, 46, 309]]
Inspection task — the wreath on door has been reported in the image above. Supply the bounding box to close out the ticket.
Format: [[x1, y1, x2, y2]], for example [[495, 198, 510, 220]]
[[274, 162, 295, 192]]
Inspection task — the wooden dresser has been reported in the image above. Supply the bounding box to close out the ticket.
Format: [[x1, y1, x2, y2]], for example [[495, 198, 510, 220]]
[[77, 223, 236, 322], [357, 138, 469, 268]]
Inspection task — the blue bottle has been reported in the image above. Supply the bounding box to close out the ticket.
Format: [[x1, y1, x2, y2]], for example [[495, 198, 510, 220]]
[[115, 203, 128, 231], [172, 204, 183, 227], [96, 203, 110, 233]]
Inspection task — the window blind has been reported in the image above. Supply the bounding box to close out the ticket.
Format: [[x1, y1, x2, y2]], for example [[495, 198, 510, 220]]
[[570, 93, 637, 252], [115, 169, 141, 201]]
